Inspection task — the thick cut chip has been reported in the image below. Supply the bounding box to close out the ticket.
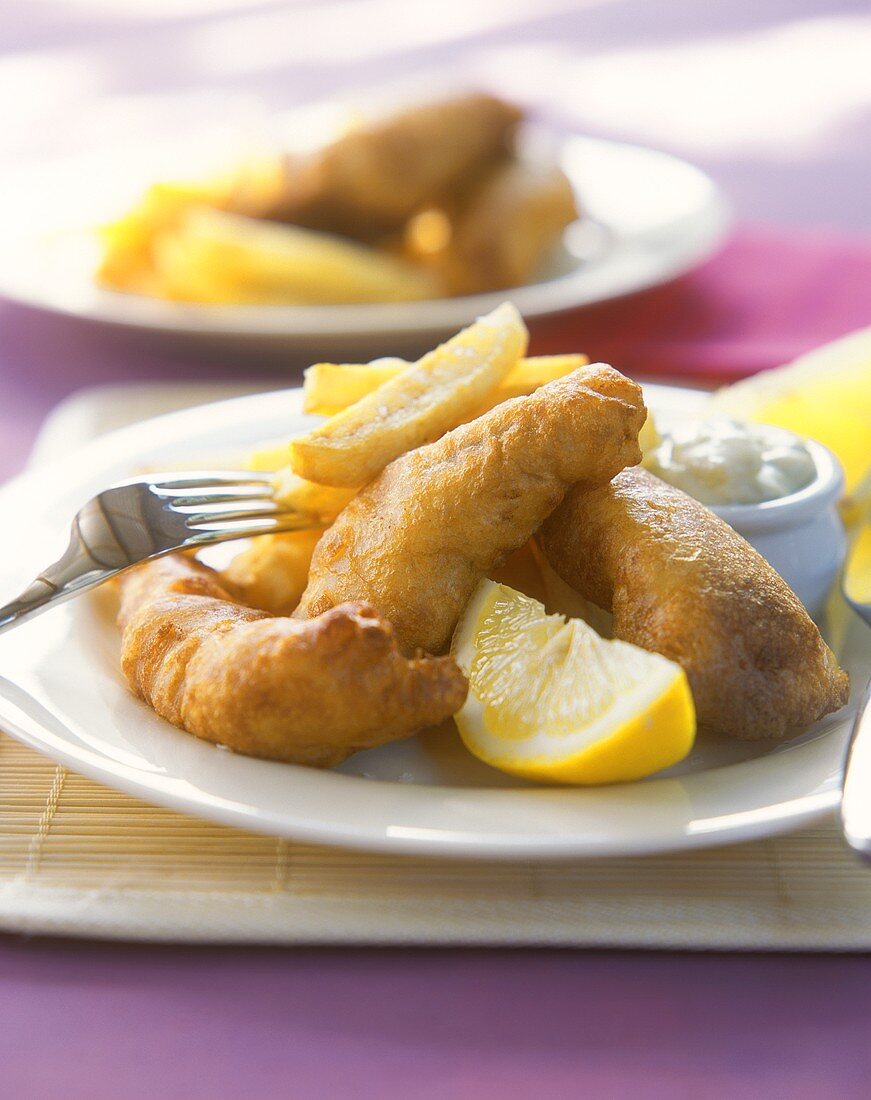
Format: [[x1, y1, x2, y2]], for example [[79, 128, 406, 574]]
[[302, 353, 587, 416], [269, 470, 358, 522], [96, 180, 234, 293], [302, 358, 413, 415], [469, 355, 588, 418], [222, 529, 324, 616], [157, 207, 439, 305], [290, 302, 528, 486]]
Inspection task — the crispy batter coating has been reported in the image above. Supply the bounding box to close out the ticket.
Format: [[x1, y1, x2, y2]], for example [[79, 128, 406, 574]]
[[257, 92, 522, 238], [118, 556, 467, 767], [439, 158, 578, 294], [296, 365, 646, 655], [538, 467, 850, 741]]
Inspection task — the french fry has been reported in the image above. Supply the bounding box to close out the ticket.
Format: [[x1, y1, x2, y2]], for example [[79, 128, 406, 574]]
[[638, 410, 660, 457], [289, 302, 528, 487], [222, 529, 324, 616], [97, 158, 299, 295], [302, 353, 587, 416], [163, 207, 440, 304], [270, 469, 358, 523], [302, 358, 412, 415], [151, 229, 270, 303], [97, 179, 235, 292], [247, 441, 297, 474], [469, 354, 588, 416]]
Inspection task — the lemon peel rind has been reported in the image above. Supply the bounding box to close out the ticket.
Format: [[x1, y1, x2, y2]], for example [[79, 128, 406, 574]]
[[452, 579, 697, 786], [455, 672, 695, 786]]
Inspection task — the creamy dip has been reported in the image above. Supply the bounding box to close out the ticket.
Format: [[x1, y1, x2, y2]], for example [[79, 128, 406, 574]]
[[645, 417, 816, 505]]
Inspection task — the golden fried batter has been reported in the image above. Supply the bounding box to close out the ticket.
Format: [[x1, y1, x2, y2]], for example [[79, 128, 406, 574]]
[[538, 467, 849, 741], [118, 556, 466, 766], [439, 158, 578, 294], [296, 365, 646, 655], [257, 92, 522, 239]]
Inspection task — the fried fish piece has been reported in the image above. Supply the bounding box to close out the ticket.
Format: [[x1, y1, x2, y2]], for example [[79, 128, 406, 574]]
[[257, 92, 522, 239], [296, 365, 646, 655], [118, 556, 467, 767], [437, 158, 578, 294], [538, 467, 849, 741]]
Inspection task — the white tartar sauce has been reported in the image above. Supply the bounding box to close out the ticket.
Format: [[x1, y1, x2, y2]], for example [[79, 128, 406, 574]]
[[645, 417, 816, 505]]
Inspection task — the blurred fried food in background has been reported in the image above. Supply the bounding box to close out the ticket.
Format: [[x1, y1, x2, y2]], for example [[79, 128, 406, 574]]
[[252, 91, 522, 238], [96, 91, 579, 305], [426, 159, 579, 295]]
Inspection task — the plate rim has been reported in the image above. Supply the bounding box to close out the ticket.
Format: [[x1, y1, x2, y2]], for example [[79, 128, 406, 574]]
[[0, 707, 841, 859], [0, 382, 855, 860], [0, 133, 731, 341]]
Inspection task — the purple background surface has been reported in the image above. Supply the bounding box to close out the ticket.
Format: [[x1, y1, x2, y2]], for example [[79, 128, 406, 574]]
[[4, 941, 871, 1100], [2, 2, 871, 1097]]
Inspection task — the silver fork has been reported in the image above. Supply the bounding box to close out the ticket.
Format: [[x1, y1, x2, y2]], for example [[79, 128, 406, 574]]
[[0, 471, 308, 634]]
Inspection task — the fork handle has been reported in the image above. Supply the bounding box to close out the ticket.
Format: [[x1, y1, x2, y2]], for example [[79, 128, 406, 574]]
[[0, 527, 117, 634]]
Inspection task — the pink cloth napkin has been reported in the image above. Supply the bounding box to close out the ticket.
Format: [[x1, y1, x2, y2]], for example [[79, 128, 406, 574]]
[[531, 225, 871, 383]]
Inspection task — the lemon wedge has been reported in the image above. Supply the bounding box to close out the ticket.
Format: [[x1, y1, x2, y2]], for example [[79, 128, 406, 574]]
[[451, 580, 696, 785], [709, 326, 871, 508]]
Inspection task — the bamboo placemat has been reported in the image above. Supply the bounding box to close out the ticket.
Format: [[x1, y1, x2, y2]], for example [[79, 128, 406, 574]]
[[4, 731, 871, 947], [1, 381, 870, 948]]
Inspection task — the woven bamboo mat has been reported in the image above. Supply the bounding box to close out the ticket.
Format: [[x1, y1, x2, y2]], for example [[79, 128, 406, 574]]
[[1, 381, 870, 948], [4, 730, 871, 947]]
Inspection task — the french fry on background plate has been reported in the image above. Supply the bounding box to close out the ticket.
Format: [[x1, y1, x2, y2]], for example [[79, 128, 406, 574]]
[[302, 353, 588, 416], [151, 229, 270, 304], [158, 207, 440, 305], [288, 302, 529, 487], [96, 179, 235, 292]]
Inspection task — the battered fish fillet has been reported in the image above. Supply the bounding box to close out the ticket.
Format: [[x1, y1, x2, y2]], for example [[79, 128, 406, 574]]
[[117, 556, 467, 767], [538, 467, 849, 741], [257, 92, 521, 239], [439, 158, 578, 294], [296, 365, 646, 655]]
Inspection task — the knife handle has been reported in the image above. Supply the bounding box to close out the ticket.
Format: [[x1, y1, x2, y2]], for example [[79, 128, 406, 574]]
[[841, 681, 871, 858]]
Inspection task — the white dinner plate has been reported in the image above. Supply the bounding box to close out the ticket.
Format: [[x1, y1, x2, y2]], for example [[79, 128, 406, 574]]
[[0, 383, 864, 859], [0, 127, 729, 359]]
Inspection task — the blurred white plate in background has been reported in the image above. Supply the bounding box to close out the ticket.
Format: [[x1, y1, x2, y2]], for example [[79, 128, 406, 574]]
[[0, 126, 729, 360]]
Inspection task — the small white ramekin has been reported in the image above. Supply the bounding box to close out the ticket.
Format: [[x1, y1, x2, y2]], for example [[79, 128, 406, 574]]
[[709, 439, 846, 616]]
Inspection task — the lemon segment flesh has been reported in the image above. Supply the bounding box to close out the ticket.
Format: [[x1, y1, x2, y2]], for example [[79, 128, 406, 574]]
[[451, 581, 696, 785], [709, 326, 871, 505]]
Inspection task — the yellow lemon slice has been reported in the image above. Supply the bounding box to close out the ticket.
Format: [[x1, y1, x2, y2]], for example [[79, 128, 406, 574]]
[[709, 326, 871, 510], [844, 523, 871, 607], [451, 580, 696, 785]]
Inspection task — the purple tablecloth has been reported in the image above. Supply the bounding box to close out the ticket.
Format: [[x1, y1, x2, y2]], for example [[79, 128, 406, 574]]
[[1, 941, 869, 1099], [2, 2, 871, 1096]]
